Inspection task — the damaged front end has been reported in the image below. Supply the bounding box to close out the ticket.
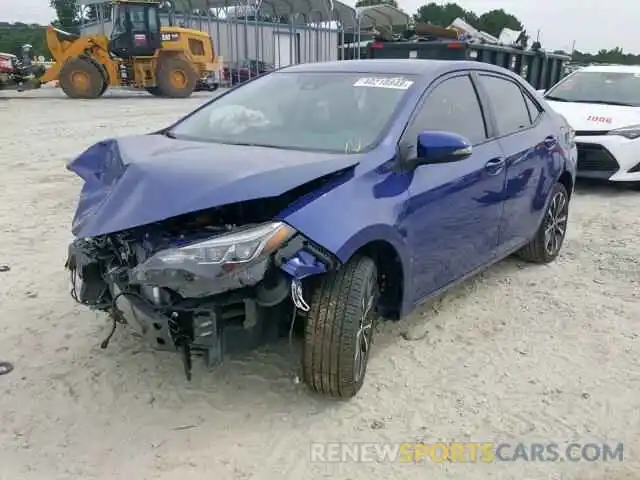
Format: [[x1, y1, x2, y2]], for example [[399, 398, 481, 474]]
[[65, 200, 339, 380]]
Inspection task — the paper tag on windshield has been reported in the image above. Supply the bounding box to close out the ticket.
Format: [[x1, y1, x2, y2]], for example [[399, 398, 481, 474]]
[[353, 77, 414, 89]]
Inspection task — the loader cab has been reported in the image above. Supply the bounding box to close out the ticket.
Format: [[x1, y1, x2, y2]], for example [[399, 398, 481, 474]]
[[109, 1, 162, 58]]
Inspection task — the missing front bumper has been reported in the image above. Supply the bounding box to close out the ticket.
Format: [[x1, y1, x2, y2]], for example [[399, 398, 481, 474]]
[[66, 231, 339, 379], [111, 285, 282, 374]]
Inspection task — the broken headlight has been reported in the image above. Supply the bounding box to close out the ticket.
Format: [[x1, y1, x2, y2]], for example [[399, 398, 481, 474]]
[[150, 222, 294, 266], [129, 222, 296, 298]]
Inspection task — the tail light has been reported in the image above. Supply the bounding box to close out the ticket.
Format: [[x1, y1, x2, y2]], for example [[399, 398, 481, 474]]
[[447, 41, 465, 49], [371, 41, 384, 49]]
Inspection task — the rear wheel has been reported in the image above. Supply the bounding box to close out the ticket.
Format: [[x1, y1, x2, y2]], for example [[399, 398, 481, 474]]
[[517, 182, 570, 263], [302, 255, 379, 398], [155, 57, 198, 98], [59, 58, 106, 99]]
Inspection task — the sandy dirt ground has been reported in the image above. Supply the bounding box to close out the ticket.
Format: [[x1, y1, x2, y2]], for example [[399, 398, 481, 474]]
[[0, 89, 639, 480]]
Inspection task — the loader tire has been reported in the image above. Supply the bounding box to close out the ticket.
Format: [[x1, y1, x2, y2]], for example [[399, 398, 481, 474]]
[[94, 62, 109, 97], [145, 86, 164, 97], [59, 58, 106, 99], [155, 57, 198, 98], [302, 255, 379, 399]]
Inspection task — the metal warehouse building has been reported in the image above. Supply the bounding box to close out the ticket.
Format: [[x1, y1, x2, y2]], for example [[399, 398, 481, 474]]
[[78, 0, 410, 68]]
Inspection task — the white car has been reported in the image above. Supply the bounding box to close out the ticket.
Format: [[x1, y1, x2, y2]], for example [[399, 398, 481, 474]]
[[542, 64, 640, 182]]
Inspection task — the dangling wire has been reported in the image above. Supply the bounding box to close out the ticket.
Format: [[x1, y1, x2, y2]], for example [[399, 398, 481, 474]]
[[101, 291, 125, 349], [288, 279, 309, 347], [288, 278, 310, 386], [290, 278, 310, 312]]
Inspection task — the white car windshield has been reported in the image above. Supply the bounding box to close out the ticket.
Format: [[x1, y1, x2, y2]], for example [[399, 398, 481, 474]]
[[546, 71, 640, 107], [168, 71, 416, 153]]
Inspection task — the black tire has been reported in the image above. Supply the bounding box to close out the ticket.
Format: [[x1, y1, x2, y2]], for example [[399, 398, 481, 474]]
[[517, 182, 570, 263], [145, 86, 164, 97], [59, 57, 105, 99], [94, 61, 109, 97], [302, 255, 379, 398], [155, 56, 198, 98]]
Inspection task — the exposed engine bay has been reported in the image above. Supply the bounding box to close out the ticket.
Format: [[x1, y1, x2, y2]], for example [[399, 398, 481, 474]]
[[65, 195, 339, 380]]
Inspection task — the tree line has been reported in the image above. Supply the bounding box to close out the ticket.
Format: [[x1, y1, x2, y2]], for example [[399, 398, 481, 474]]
[[1, 0, 638, 66]]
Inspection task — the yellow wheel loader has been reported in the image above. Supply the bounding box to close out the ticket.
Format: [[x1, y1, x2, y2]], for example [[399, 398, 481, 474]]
[[37, 0, 217, 98]]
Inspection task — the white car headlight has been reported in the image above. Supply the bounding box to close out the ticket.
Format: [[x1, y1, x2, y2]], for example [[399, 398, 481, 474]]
[[152, 221, 295, 267], [607, 124, 640, 140]]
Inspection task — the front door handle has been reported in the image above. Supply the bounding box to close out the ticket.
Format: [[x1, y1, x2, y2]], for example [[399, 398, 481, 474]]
[[484, 157, 505, 174]]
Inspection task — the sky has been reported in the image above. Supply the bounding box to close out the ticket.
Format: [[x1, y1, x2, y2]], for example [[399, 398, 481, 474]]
[[1, 0, 637, 53]]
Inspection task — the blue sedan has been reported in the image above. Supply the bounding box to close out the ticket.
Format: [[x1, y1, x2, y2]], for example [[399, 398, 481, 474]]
[[65, 59, 577, 398]]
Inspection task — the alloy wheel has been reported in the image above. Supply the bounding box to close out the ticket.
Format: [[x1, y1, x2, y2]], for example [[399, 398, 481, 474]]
[[354, 275, 377, 382], [544, 190, 568, 256]]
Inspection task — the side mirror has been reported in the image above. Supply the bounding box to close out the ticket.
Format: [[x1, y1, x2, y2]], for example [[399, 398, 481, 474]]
[[408, 130, 472, 168]]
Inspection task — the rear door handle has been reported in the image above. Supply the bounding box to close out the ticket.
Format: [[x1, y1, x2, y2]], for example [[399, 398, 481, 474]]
[[484, 157, 505, 174]]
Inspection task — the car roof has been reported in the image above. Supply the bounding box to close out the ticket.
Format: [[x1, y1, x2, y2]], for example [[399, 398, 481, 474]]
[[279, 59, 517, 79], [577, 64, 640, 74]]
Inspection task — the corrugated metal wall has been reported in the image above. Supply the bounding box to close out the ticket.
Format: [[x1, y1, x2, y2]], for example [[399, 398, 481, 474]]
[[82, 15, 338, 66]]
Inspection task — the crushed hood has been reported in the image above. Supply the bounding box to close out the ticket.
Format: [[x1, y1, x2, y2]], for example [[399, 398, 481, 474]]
[[545, 100, 640, 132], [68, 134, 359, 238]]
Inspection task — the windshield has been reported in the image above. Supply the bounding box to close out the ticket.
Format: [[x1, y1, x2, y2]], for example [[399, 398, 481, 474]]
[[129, 5, 147, 30], [168, 72, 416, 153], [546, 71, 640, 107]]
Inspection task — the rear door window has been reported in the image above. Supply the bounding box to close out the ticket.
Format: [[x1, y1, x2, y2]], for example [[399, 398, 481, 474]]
[[479, 75, 532, 135], [404, 74, 488, 145]]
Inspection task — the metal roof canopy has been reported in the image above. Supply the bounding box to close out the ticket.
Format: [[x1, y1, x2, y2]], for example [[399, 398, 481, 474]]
[[332, 1, 357, 30], [173, 0, 406, 30], [174, 0, 337, 23], [74, 0, 406, 31], [76, 0, 113, 5], [355, 5, 409, 30]]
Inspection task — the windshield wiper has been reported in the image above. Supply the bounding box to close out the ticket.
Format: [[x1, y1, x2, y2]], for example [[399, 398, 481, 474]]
[[576, 100, 635, 107], [544, 95, 569, 102], [549, 98, 635, 107], [217, 140, 301, 151]]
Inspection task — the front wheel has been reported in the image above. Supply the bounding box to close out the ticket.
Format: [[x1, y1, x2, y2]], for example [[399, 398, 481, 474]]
[[517, 182, 570, 263], [59, 58, 106, 99], [302, 255, 379, 398]]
